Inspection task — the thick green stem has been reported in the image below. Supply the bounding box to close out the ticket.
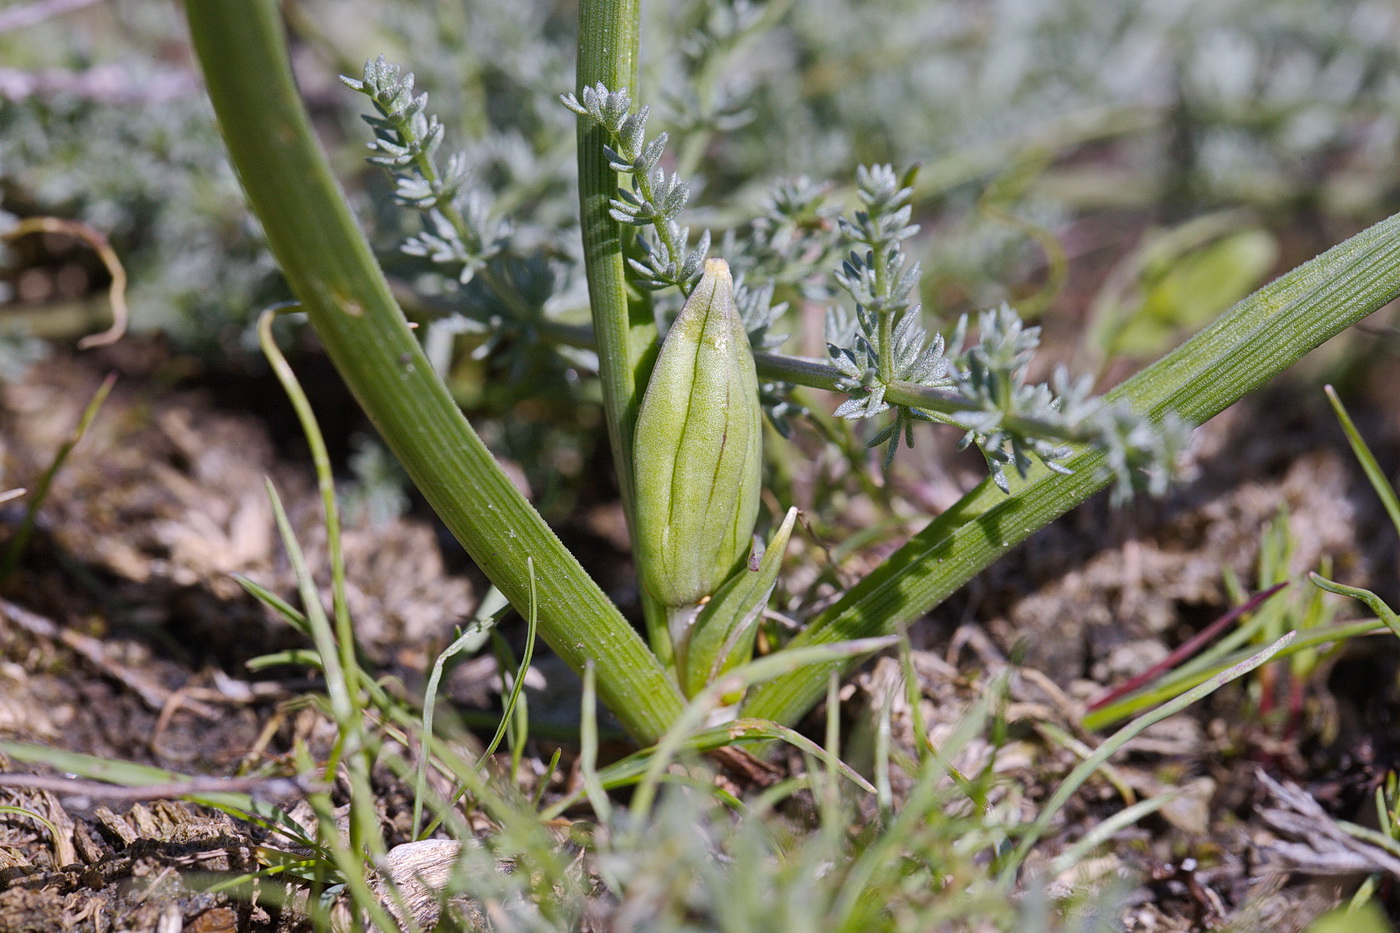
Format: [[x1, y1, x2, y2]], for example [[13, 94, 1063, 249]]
[[575, 0, 648, 519], [576, 0, 673, 668], [183, 0, 682, 744], [743, 211, 1400, 726]]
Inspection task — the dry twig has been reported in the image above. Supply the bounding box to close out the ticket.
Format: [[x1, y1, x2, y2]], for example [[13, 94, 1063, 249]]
[[0, 771, 323, 806], [0, 597, 222, 719]]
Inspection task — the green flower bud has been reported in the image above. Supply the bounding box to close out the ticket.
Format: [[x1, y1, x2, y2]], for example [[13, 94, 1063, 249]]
[[633, 258, 762, 609]]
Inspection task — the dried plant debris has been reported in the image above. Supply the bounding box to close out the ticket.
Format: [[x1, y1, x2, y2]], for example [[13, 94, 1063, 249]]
[[0, 352, 1396, 929], [970, 399, 1378, 679], [1257, 771, 1400, 879], [0, 782, 265, 933], [0, 350, 473, 669]]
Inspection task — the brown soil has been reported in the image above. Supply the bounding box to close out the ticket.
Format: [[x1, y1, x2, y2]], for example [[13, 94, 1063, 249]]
[[2, 342, 1400, 930]]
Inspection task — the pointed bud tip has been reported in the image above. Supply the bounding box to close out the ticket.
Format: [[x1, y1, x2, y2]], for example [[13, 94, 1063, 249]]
[[702, 257, 730, 279]]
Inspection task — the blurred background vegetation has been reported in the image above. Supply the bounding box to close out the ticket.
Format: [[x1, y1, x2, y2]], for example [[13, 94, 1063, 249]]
[[3, 0, 1399, 512]]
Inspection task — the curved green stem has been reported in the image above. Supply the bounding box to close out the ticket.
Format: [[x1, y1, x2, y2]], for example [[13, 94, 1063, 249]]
[[183, 0, 682, 744], [257, 306, 361, 715]]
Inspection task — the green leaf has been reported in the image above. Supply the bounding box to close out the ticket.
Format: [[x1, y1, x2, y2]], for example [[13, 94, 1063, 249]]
[[1116, 228, 1278, 356], [1325, 384, 1400, 542], [744, 208, 1400, 729], [1306, 902, 1393, 933], [683, 506, 799, 699]]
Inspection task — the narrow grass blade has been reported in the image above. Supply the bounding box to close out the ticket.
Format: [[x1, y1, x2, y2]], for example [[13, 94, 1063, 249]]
[[1000, 631, 1295, 883], [245, 649, 323, 673], [580, 659, 613, 824], [874, 686, 894, 818], [258, 306, 361, 705], [1310, 575, 1400, 638], [232, 573, 310, 636], [1036, 720, 1136, 805], [1337, 817, 1400, 864], [1049, 789, 1183, 876], [831, 672, 1006, 927], [1087, 582, 1287, 713], [1325, 384, 1400, 541], [480, 558, 539, 766], [1, 373, 114, 582], [0, 806, 64, 864], [1084, 617, 1386, 729], [264, 480, 352, 731], [896, 638, 978, 801], [413, 612, 500, 839], [531, 747, 563, 810], [413, 583, 527, 841], [823, 669, 843, 819]]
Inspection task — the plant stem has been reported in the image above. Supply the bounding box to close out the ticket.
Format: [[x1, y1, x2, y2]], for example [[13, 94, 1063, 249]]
[[606, 127, 690, 296], [870, 243, 896, 384], [484, 314, 1097, 444], [371, 102, 538, 327], [575, 0, 675, 669], [751, 351, 1100, 442], [575, 0, 650, 517], [183, 0, 682, 744]]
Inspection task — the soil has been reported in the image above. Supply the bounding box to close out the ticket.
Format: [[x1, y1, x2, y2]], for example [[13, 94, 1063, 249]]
[[3, 339, 1400, 931]]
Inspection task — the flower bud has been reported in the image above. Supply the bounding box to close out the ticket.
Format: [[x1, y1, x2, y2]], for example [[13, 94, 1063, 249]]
[[633, 258, 762, 609]]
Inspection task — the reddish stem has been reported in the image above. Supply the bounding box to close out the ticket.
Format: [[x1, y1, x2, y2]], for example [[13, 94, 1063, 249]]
[[1087, 582, 1289, 712]]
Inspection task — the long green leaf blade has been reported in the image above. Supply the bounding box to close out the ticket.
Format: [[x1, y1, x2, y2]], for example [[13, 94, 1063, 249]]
[[745, 211, 1400, 726], [182, 0, 682, 743]]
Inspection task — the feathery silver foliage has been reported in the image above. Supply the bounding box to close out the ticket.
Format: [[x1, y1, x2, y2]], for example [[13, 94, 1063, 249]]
[[563, 83, 710, 292]]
